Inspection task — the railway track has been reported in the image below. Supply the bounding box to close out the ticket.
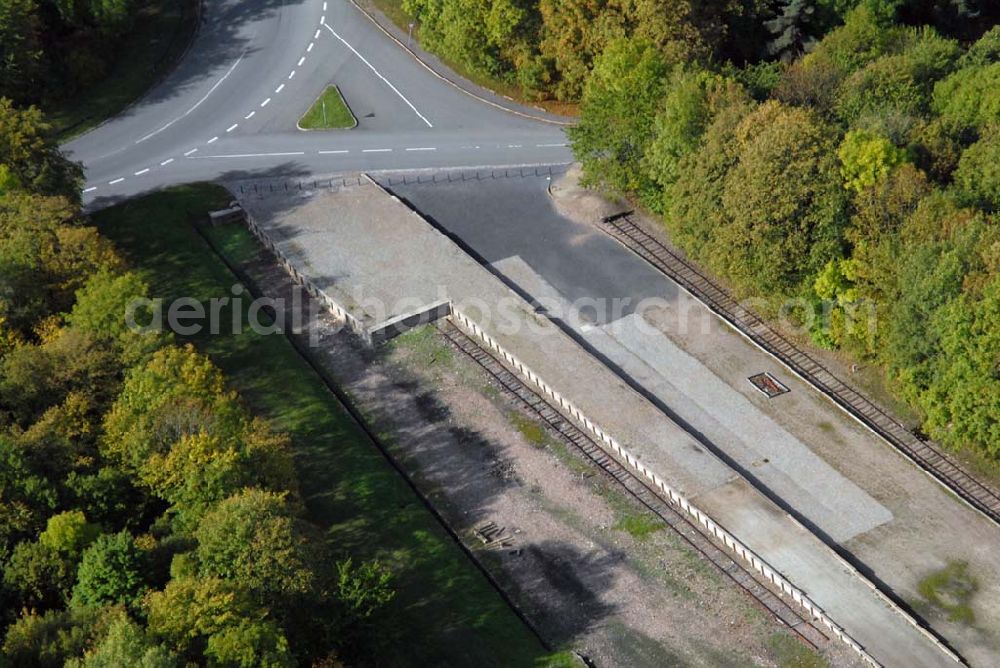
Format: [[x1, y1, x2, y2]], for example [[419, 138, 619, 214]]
[[436, 319, 832, 651], [597, 213, 1000, 526]]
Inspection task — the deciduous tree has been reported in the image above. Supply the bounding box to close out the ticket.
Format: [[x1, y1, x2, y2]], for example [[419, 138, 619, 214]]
[[569, 37, 669, 197], [72, 531, 146, 609]]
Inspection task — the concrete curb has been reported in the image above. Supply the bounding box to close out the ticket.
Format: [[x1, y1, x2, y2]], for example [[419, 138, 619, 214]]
[[347, 0, 574, 127]]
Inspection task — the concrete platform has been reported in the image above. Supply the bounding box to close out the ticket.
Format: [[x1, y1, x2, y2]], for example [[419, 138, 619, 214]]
[[235, 178, 956, 667]]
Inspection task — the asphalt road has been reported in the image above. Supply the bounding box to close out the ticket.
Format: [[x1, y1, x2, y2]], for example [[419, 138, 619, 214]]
[[65, 0, 572, 208]]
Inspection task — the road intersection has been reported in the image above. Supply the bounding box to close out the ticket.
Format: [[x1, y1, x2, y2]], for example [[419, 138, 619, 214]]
[[65, 0, 572, 206]]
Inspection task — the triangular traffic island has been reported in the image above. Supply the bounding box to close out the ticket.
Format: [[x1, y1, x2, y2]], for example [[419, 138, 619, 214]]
[[298, 85, 357, 129]]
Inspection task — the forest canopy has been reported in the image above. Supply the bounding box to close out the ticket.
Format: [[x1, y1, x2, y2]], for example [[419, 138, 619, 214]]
[[0, 0, 137, 107], [568, 7, 1000, 458], [0, 103, 395, 666], [397, 0, 999, 101]]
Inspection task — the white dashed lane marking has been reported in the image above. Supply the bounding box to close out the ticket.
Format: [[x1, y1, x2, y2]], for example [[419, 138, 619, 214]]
[[362, 148, 392, 153], [109, 178, 124, 185], [307, 42, 314, 52], [227, 124, 238, 132], [134, 168, 150, 175], [160, 158, 174, 166], [405, 147, 436, 152], [322, 2, 327, 10], [314, 29, 321, 39], [184, 148, 198, 156], [275, 84, 285, 94], [537, 143, 567, 147], [84, 186, 97, 193], [207, 136, 219, 144], [245, 111, 255, 119], [319, 149, 349, 154], [298, 57, 306, 66], [288, 71, 296, 79], [261, 98, 271, 107]]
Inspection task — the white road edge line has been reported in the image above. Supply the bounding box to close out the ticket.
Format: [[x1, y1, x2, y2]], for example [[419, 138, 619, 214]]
[[84, 186, 97, 193], [134, 168, 150, 175], [245, 111, 255, 119], [184, 148, 198, 156], [136, 52, 245, 144], [275, 84, 285, 94], [207, 136, 219, 144], [323, 23, 433, 128], [109, 178, 124, 185], [362, 148, 392, 153], [261, 98, 271, 107], [160, 159, 174, 166], [405, 147, 436, 151], [319, 150, 349, 154]]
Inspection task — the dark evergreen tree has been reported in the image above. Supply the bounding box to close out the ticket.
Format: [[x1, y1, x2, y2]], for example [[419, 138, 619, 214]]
[[765, 0, 820, 62]]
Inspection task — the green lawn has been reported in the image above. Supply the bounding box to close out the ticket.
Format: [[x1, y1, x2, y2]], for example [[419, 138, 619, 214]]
[[93, 184, 551, 665], [298, 86, 357, 129], [48, 0, 199, 140]]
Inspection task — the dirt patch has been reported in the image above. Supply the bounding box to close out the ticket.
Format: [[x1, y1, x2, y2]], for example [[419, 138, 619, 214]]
[[549, 164, 631, 223]]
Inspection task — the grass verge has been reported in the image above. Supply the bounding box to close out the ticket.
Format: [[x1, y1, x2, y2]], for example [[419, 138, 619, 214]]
[[298, 85, 357, 130], [768, 633, 828, 668], [49, 0, 199, 140], [613, 514, 663, 541], [92, 184, 551, 665]]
